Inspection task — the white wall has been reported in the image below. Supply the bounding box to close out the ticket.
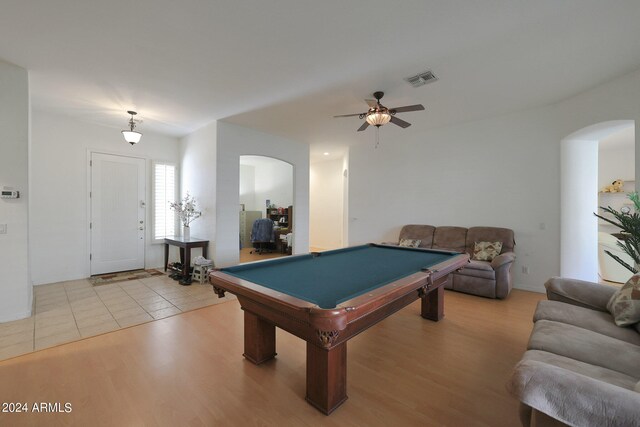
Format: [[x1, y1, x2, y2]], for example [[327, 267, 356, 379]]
[[599, 149, 635, 190], [0, 60, 30, 321], [348, 67, 640, 292], [30, 110, 180, 285], [560, 139, 599, 281], [597, 133, 636, 235], [216, 122, 309, 267], [310, 158, 344, 250], [253, 159, 293, 213], [179, 121, 217, 259], [239, 164, 256, 211], [240, 156, 293, 213]]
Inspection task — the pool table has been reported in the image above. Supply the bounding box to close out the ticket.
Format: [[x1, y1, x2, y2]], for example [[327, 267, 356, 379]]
[[209, 244, 469, 414]]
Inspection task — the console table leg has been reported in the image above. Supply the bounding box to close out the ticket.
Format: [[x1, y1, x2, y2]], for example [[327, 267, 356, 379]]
[[306, 342, 348, 415], [243, 311, 276, 365], [421, 285, 444, 321], [164, 243, 169, 272]]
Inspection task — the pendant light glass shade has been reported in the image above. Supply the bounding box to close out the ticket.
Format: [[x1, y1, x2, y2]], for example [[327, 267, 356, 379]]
[[122, 130, 142, 145]]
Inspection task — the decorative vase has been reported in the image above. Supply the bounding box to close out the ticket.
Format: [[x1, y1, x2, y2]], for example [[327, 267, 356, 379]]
[[183, 225, 190, 240]]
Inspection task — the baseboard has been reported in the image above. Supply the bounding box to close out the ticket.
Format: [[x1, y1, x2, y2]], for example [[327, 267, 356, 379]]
[[0, 308, 33, 323], [513, 283, 545, 294]]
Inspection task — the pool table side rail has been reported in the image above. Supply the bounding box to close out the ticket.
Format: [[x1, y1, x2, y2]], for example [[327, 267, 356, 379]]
[[209, 271, 317, 311]]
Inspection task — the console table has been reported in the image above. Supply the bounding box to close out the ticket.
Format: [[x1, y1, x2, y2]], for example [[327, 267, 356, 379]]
[[164, 236, 209, 285]]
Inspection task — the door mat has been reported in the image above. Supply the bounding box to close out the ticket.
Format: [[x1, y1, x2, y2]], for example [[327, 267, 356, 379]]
[[91, 269, 165, 286]]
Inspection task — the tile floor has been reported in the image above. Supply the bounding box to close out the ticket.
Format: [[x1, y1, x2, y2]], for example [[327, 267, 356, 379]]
[[0, 273, 234, 361]]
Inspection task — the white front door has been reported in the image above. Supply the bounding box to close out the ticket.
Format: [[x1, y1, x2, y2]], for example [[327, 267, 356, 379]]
[[91, 153, 146, 275]]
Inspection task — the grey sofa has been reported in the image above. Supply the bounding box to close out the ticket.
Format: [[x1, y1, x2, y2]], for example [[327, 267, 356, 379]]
[[395, 225, 516, 298], [508, 277, 640, 427]]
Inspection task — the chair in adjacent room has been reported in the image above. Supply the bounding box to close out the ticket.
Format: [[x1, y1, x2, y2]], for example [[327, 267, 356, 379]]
[[250, 218, 275, 254]]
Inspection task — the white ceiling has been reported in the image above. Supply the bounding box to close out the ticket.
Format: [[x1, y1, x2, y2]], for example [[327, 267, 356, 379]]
[[1, 1, 640, 161]]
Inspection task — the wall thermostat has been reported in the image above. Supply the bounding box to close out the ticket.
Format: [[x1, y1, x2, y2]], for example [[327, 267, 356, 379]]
[[1, 190, 19, 199]]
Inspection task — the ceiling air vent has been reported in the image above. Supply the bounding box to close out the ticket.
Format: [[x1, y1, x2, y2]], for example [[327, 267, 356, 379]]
[[404, 70, 438, 88]]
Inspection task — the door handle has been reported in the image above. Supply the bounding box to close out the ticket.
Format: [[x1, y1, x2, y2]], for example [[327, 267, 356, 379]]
[[139, 227, 144, 231]]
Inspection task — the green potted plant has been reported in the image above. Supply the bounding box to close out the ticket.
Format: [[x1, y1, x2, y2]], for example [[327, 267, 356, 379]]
[[595, 191, 640, 273]]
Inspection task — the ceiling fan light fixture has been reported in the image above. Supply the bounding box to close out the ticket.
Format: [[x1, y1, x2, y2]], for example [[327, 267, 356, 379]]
[[366, 111, 391, 127], [122, 110, 142, 145]]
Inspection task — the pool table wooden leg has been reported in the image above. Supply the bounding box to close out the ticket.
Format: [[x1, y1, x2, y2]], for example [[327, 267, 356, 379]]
[[242, 311, 276, 364], [421, 285, 444, 321], [306, 342, 348, 415]]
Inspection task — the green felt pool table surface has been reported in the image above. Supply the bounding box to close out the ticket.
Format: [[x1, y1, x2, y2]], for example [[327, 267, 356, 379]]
[[221, 244, 459, 309]]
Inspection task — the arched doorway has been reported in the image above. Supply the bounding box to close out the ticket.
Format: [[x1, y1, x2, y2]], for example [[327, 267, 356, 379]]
[[239, 155, 294, 263], [560, 120, 635, 281]]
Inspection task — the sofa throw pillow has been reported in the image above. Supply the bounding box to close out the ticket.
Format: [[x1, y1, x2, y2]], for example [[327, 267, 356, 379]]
[[399, 238, 421, 248], [472, 241, 503, 261], [607, 273, 640, 327]]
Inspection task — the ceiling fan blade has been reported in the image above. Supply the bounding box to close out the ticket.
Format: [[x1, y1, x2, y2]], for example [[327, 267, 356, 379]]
[[365, 99, 377, 108], [357, 121, 370, 132], [334, 113, 363, 118], [390, 116, 411, 128], [390, 104, 425, 113]]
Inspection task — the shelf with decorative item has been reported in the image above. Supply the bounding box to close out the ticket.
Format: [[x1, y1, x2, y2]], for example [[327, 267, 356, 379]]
[[598, 179, 635, 194]]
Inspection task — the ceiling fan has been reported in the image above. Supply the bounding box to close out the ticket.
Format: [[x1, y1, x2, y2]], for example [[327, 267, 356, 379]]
[[334, 91, 425, 132]]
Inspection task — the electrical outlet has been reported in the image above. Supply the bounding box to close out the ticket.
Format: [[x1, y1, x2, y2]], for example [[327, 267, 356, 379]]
[[0, 224, 6, 234], [522, 266, 530, 274]]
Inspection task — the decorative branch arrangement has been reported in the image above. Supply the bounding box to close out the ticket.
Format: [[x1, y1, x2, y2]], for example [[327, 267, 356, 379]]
[[169, 192, 202, 227], [594, 192, 640, 273]]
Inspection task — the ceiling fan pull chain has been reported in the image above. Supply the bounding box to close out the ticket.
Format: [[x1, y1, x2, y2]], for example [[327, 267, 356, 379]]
[[375, 127, 380, 149]]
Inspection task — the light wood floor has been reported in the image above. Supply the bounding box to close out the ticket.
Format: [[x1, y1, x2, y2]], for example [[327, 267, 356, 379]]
[[239, 247, 289, 263], [0, 289, 544, 426]]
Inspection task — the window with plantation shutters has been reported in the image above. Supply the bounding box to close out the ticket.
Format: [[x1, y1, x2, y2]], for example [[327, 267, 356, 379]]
[[153, 162, 177, 241]]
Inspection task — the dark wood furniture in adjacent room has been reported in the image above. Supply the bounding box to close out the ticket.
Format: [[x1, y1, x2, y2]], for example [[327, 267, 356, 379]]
[[164, 236, 209, 285], [267, 205, 293, 228], [210, 244, 469, 414]]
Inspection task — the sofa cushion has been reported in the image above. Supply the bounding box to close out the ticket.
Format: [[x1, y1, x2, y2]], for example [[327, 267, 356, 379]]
[[528, 320, 640, 378], [509, 358, 640, 427], [534, 300, 640, 345], [472, 241, 503, 261], [398, 225, 435, 248], [464, 259, 494, 272], [607, 273, 640, 326], [455, 261, 495, 280], [465, 226, 514, 256], [523, 350, 638, 390], [432, 226, 467, 252], [399, 238, 421, 248], [545, 277, 617, 312]]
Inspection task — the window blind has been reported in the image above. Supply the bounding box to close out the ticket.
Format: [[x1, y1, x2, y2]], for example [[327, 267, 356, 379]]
[[154, 163, 176, 240]]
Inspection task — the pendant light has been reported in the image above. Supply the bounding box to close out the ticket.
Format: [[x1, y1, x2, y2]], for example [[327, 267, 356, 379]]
[[122, 110, 142, 145]]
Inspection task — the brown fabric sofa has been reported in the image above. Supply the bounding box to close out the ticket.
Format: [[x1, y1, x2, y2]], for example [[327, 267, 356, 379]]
[[508, 278, 640, 427], [395, 225, 516, 298]]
